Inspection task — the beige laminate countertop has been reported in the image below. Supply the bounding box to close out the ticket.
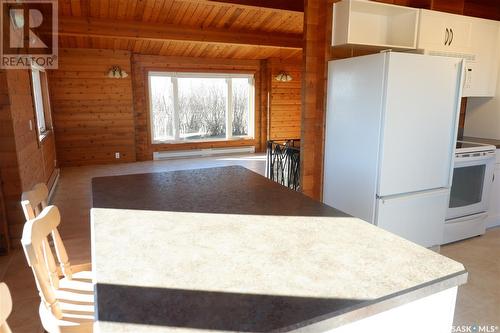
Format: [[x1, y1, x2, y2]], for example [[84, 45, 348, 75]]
[[91, 166, 467, 332], [462, 136, 500, 148]]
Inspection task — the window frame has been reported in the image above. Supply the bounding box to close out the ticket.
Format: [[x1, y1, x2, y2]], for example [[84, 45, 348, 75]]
[[30, 65, 52, 142], [148, 71, 255, 144]]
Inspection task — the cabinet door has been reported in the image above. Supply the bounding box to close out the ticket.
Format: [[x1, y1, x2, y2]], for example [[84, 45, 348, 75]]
[[487, 162, 500, 228], [418, 10, 448, 51], [418, 9, 473, 53], [378, 54, 462, 196], [446, 16, 472, 52], [376, 189, 449, 247], [464, 18, 499, 97]]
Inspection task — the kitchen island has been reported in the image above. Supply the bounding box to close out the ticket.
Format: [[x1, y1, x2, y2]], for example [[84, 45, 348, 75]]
[[91, 166, 467, 332]]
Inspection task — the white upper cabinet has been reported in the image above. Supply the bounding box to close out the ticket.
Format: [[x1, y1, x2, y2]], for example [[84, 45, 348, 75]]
[[331, 1, 499, 97], [332, 0, 419, 50], [418, 10, 473, 53], [417, 10, 499, 97], [465, 18, 499, 97]]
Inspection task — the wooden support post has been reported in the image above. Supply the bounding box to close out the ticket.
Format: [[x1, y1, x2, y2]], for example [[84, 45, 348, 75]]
[[300, 0, 329, 200]]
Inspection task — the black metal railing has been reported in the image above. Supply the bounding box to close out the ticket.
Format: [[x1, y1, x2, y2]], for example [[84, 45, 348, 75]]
[[266, 140, 300, 191]]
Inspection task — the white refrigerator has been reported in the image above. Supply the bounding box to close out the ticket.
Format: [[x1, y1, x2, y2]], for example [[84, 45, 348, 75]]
[[323, 52, 464, 248]]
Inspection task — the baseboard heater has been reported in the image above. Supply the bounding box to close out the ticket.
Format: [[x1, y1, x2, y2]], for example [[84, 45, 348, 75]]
[[153, 146, 255, 160]]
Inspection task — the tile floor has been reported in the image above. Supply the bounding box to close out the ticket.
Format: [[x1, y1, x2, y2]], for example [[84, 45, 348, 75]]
[[441, 228, 500, 329], [0, 153, 498, 332]]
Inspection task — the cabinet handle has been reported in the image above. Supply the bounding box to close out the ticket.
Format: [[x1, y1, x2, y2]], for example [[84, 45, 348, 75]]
[[449, 28, 454, 45], [445, 28, 449, 45]]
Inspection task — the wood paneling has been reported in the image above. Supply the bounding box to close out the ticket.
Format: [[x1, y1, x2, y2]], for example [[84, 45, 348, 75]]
[[0, 69, 57, 245], [381, 0, 500, 20], [464, 0, 500, 21], [49, 49, 136, 167], [58, 16, 302, 49], [58, 36, 303, 60], [0, 71, 16, 253], [131, 54, 265, 160], [300, 0, 329, 199], [56, 0, 303, 60], [0, 188, 8, 253], [200, 0, 304, 12], [430, 0, 465, 14], [59, 0, 303, 34], [459, 98, 468, 129], [268, 59, 302, 140], [259, 60, 269, 144]]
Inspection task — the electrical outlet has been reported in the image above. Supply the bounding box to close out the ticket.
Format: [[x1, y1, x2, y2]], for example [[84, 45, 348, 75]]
[[29, 120, 33, 131], [115, 152, 120, 159]]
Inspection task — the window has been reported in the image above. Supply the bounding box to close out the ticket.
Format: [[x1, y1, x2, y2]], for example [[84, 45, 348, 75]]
[[149, 72, 254, 143], [30, 68, 51, 139]]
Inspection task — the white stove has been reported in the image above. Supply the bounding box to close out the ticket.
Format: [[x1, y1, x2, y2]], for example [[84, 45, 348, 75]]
[[443, 141, 496, 243], [455, 140, 496, 154]]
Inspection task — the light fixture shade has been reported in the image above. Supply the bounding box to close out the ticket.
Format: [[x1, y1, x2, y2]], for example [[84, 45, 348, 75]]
[[107, 66, 128, 79], [275, 72, 292, 82]]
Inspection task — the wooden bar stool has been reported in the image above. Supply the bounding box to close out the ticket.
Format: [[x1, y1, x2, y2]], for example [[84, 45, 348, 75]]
[[21, 205, 94, 333], [21, 183, 92, 278], [0, 282, 12, 333]]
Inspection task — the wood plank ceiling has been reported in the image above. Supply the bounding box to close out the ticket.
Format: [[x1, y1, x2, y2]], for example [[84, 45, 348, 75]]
[[57, 0, 304, 60]]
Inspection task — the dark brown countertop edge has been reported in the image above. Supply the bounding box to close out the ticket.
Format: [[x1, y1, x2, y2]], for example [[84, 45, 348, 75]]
[[277, 269, 468, 332]]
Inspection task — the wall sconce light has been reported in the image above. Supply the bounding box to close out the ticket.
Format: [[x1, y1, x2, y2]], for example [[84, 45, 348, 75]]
[[275, 72, 292, 82], [107, 66, 128, 79]]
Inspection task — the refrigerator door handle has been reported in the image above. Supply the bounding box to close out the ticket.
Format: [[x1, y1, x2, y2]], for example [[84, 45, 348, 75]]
[[377, 188, 449, 203]]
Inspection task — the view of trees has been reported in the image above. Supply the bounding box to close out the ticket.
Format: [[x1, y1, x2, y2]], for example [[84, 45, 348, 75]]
[[150, 76, 250, 142], [232, 79, 249, 136], [151, 77, 174, 140]]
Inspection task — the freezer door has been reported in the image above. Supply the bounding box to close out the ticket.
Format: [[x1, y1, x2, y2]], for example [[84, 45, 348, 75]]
[[376, 188, 449, 247], [378, 53, 463, 197]]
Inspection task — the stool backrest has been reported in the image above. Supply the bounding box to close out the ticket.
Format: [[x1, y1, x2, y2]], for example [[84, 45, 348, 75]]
[[21, 206, 65, 319], [21, 184, 73, 282], [0, 282, 12, 333], [21, 183, 49, 220]]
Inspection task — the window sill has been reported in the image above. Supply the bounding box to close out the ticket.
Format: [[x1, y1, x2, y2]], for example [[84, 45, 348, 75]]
[[152, 137, 255, 145]]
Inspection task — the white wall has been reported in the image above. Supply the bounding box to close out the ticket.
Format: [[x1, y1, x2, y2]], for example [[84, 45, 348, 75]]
[[465, 31, 500, 139]]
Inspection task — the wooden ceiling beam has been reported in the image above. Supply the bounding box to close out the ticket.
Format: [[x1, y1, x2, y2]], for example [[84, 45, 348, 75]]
[[56, 17, 303, 49], [193, 0, 304, 12]]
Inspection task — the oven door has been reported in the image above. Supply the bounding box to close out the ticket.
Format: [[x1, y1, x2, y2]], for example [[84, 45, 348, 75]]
[[447, 153, 495, 220]]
